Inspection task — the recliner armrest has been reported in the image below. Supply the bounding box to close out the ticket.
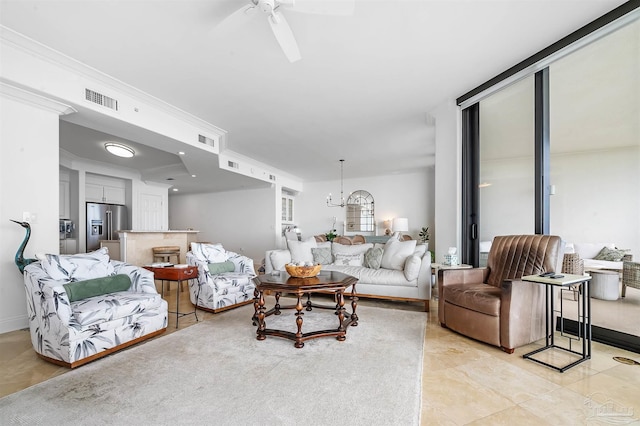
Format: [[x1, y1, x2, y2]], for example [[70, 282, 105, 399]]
[[499, 279, 546, 350]]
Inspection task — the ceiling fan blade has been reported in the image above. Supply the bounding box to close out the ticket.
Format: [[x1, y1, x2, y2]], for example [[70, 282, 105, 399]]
[[287, 0, 355, 16], [268, 11, 301, 62]]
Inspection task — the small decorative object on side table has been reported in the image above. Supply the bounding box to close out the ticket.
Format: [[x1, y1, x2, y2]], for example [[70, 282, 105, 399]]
[[143, 265, 200, 328], [521, 273, 592, 372]]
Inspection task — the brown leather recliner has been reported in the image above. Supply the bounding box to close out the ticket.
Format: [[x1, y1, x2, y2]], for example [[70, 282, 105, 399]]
[[438, 235, 563, 353]]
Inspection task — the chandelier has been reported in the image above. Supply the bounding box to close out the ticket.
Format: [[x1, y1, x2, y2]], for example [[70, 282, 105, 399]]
[[326, 159, 346, 208]]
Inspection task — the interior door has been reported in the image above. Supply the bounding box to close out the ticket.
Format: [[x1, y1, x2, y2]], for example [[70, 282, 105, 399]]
[[139, 193, 163, 231]]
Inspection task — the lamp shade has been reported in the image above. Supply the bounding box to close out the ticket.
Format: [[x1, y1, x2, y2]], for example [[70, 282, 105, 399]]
[[392, 217, 408, 232]]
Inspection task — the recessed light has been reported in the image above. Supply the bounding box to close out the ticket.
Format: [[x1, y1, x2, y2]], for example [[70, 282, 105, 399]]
[[191, 174, 196, 178], [172, 188, 179, 192], [177, 151, 185, 155], [105, 142, 135, 158]]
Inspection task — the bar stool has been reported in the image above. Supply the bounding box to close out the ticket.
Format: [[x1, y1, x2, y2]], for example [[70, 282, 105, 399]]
[[152, 246, 184, 292]]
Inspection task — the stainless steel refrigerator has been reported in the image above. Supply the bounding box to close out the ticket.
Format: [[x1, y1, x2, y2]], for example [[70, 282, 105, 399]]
[[86, 202, 128, 252]]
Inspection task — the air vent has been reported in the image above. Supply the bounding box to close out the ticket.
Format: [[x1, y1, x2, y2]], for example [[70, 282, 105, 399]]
[[228, 161, 239, 169], [198, 134, 215, 147], [85, 89, 118, 111], [269, 174, 276, 181]]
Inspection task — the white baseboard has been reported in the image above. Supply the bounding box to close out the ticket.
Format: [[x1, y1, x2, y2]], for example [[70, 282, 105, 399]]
[[0, 314, 29, 334]]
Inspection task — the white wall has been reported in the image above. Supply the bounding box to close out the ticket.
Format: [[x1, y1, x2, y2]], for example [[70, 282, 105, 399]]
[[169, 186, 277, 264], [432, 100, 461, 264], [295, 170, 434, 243], [168, 169, 435, 266], [0, 94, 62, 333]]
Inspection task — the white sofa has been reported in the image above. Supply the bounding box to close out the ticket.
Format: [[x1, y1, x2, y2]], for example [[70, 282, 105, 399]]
[[23, 248, 168, 368], [265, 237, 432, 311]]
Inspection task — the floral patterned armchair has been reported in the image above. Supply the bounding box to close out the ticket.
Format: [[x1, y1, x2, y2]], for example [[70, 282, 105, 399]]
[[186, 243, 256, 313], [23, 248, 168, 368]]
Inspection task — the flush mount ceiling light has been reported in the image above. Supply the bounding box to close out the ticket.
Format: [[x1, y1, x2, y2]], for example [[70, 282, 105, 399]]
[[105, 142, 135, 158]]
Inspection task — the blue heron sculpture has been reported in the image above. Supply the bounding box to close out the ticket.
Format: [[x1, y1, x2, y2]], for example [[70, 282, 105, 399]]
[[11, 220, 38, 273]]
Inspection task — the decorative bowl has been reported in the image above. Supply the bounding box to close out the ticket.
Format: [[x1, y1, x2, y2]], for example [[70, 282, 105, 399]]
[[285, 263, 322, 278]]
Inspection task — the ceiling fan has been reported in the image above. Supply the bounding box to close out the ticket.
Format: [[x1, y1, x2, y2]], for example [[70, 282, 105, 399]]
[[219, 0, 355, 63]]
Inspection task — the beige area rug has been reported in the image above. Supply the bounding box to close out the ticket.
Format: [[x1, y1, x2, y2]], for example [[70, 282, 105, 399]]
[[0, 303, 426, 425]]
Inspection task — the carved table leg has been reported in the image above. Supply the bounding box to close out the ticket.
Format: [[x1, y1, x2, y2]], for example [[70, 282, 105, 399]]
[[305, 293, 312, 311], [274, 292, 281, 315], [295, 294, 305, 348], [252, 287, 259, 326], [351, 286, 359, 326], [256, 290, 266, 341], [336, 290, 346, 341]]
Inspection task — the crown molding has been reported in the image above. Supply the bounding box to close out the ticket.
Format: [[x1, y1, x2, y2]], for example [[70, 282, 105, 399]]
[[0, 25, 226, 138], [0, 81, 76, 115]]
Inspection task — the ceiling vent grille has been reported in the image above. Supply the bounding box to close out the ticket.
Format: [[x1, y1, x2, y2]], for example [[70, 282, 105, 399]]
[[85, 89, 118, 111], [228, 161, 239, 169], [198, 134, 215, 147]]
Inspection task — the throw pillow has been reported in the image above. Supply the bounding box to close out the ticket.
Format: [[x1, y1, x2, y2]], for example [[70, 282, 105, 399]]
[[363, 247, 383, 269], [270, 250, 291, 271], [40, 247, 114, 281], [593, 247, 628, 262], [288, 237, 317, 264], [63, 274, 131, 302], [381, 239, 417, 271], [208, 261, 235, 274], [334, 253, 363, 266], [311, 247, 333, 265], [403, 255, 421, 281]]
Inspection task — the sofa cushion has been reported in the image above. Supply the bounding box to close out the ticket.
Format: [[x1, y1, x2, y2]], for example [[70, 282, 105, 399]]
[[334, 253, 363, 266], [270, 250, 291, 271], [311, 247, 333, 265], [593, 247, 628, 262], [39, 247, 114, 281], [363, 247, 383, 269], [71, 291, 164, 326], [358, 267, 416, 287], [63, 274, 132, 302], [332, 242, 373, 256], [208, 261, 235, 274], [191, 243, 227, 263], [583, 259, 624, 270], [443, 283, 502, 317], [381, 239, 416, 271], [287, 237, 317, 264]]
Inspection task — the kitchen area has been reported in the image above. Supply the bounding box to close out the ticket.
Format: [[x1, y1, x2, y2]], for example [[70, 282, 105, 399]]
[[59, 165, 193, 265]]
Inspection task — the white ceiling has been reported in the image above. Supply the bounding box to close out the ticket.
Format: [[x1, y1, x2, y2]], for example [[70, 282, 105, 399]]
[[0, 0, 630, 193]]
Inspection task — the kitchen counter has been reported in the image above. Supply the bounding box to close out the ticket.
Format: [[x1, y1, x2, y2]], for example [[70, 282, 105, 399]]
[[117, 230, 200, 266]]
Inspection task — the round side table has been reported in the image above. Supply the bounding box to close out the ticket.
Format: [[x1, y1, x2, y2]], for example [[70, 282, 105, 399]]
[[589, 270, 619, 300]]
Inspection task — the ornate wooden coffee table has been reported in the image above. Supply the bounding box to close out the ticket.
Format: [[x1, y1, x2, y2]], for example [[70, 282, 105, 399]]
[[252, 271, 359, 348]]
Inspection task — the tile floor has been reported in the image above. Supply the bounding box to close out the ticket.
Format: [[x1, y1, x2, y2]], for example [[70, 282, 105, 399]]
[[1, 284, 639, 425]]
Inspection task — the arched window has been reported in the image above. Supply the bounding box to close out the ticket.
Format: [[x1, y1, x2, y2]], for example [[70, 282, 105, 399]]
[[345, 190, 375, 233]]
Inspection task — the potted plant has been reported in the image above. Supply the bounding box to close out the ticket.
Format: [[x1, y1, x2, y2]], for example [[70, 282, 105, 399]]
[[418, 227, 430, 249], [325, 229, 338, 242]]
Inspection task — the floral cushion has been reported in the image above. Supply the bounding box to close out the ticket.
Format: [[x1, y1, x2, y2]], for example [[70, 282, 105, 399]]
[[71, 291, 164, 326], [39, 247, 114, 281]]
